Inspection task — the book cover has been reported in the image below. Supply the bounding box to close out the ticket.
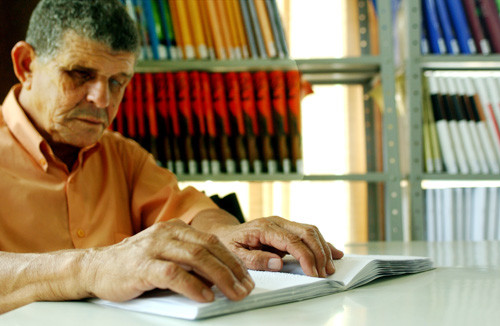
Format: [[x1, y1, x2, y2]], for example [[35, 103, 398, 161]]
[[285, 70, 303, 174], [269, 70, 290, 173], [463, 77, 500, 173], [422, 0, 447, 54], [254, 0, 277, 58], [477, 0, 500, 53], [174, 71, 197, 174], [238, 0, 259, 58], [215, 0, 237, 59], [426, 73, 458, 174], [246, 0, 268, 58], [253, 71, 277, 173], [444, 76, 480, 173], [211, 73, 236, 173], [143, 72, 160, 160], [434, 0, 460, 54], [462, 0, 491, 54], [444, 0, 477, 54], [267, 0, 289, 57], [189, 71, 210, 174], [200, 72, 221, 174], [225, 72, 250, 174], [92, 254, 433, 320], [455, 76, 490, 174], [165, 72, 184, 174], [203, 0, 228, 59], [153, 72, 174, 171], [239, 71, 262, 173], [186, 0, 209, 59], [436, 75, 469, 174]]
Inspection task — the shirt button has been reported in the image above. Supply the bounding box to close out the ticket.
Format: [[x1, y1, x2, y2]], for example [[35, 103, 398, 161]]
[[77, 229, 86, 238]]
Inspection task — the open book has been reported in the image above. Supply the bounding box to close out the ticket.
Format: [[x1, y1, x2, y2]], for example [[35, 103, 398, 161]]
[[92, 254, 433, 320]]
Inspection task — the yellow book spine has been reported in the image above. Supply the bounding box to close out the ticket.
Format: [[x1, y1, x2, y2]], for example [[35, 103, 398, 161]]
[[214, 0, 235, 59], [167, 0, 185, 59], [224, 0, 243, 59], [186, 0, 208, 59], [173, 0, 195, 59]]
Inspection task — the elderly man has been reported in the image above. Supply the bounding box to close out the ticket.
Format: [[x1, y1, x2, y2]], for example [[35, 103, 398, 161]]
[[0, 0, 343, 313]]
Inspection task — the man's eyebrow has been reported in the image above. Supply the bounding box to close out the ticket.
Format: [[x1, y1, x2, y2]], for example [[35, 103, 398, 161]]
[[69, 65, 133, 79]]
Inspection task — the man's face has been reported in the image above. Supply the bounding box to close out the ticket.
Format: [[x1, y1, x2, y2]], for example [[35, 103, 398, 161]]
[[28, 31, 136, 148]]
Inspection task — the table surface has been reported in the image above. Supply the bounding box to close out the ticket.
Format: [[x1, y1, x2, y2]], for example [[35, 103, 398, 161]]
[[3, 241, 500, 326]]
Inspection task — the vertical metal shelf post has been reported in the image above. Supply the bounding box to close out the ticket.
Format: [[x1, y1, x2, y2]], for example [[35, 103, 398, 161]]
[[359, 0, 383, 240], [404, 0, 426, 240], [378, 0, 404, 240]]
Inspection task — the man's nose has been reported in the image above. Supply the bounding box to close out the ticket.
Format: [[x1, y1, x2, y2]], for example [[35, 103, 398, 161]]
[[86, 78, 110, 108]]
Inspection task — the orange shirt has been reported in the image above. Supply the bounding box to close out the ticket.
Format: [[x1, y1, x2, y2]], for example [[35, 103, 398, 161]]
[[0, 85, 217, 253]]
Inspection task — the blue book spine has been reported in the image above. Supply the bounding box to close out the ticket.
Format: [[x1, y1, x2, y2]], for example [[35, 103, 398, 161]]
[[434, 0, 460, 54], [141, 0, 160, 60], [444, 0, 476, 54], [268, 0, 289, 57], [422, 0, 447, 54], [157, 0, 173, 59], [265, 0, 284, 58], [246, 0, 267, 58]]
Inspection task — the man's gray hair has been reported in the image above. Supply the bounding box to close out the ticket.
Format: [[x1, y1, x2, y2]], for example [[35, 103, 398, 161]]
[[26, 0, 140, 60]]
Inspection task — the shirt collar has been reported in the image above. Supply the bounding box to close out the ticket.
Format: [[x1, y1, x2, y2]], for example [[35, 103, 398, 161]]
[[1, 84, 101, 172]]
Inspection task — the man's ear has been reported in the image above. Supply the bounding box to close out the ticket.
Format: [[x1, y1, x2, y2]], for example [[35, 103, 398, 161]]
[[11, 41, 36, 89]]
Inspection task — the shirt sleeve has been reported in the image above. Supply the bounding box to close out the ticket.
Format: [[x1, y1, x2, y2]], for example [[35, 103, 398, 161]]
[[127, 144, 218, 231]]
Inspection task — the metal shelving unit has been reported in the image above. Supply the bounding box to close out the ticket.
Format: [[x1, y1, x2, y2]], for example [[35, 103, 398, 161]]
[[405, 0, 500, 240], [136, 0, 406, 241]]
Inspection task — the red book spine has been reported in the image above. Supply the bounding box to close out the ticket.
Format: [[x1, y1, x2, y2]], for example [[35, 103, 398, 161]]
[[153, 72, 172, 167], [239, 71, 261, 172], [478, 0, 500, 53], [200, 72, 220, 172], [124, 78, 136, 138], [285, 70, 303, 173], [165, 72, 183, 173], [189, 70, 209, 173], [175, 71, 196, 173], [253, 71, 275, 172], [133, 74, 147, 147], [269, 70, 289, 172], [211, 72, 234, 172], [144, 73, 159, 138]]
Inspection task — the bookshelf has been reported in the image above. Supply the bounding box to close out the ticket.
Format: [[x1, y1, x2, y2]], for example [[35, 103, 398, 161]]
[[129, 0, 406, 241], [404, 0, 500, 240]]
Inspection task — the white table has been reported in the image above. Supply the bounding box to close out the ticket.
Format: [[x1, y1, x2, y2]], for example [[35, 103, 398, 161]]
[[2, 241, 500, 326]]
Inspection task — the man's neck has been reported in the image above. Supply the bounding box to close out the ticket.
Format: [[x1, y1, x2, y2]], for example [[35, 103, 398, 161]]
[[48, 141, 81, 171]]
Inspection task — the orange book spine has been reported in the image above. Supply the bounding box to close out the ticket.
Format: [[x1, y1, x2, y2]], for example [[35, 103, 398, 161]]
[[203, 0, 227, 59], [174, 0, 196, 59], [168, 0, 185, 59], [186, 0, 208, 59], [214, 0, 235, 59], [224, 0, 243, 59]]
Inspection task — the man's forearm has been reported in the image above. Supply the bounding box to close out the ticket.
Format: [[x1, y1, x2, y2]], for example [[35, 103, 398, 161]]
[[0, 250, 90, 314]]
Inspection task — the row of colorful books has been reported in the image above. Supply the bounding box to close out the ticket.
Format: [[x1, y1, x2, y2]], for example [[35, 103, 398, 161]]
[[112, 70, 305, 175], [422, 71, 500, 174], [425, 187, 500, 241], [421, 0, 500, 54], [120, 0, 288, 60]]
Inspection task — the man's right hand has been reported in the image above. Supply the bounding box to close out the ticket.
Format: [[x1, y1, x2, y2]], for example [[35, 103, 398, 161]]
[[81, 219, 254, 303]]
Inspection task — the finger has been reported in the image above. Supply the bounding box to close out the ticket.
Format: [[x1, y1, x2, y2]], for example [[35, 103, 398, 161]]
[[247, 221, 319, 277], [169, 224, 252, 285], [232, 247, 284, 272], [271, 218, 332, 277], [328, 243, 344, 259], [156, 239, 253, 301], [145, 260, 215, 303]]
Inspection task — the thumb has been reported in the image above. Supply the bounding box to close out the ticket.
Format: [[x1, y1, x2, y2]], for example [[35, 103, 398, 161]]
[[234, 248, 283, 272]]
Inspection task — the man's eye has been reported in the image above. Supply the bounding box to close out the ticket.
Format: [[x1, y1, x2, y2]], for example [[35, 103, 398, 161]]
[[70, 70, 92, 81]]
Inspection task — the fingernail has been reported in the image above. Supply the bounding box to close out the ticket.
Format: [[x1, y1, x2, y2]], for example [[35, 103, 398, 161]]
[[328, 259, 336, 273], [202, 288, 214, 301], [312, 266, 319, 277], [268, 258, 281, 270], [243, 277, 255, 290], [234, 282, 248, 296]]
